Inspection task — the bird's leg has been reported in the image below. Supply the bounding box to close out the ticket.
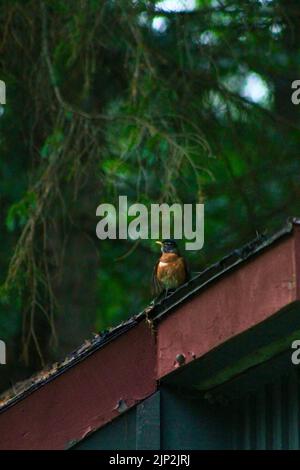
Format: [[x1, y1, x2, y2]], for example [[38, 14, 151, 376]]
[[151, 290, 166, 305], [165, 288, 176, 298], [150, 288, 176, 306]]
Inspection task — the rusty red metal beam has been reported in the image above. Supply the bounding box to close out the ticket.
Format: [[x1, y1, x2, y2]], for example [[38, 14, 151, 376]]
[[0, 323, 156, 450], [157, 234, 298, 378]]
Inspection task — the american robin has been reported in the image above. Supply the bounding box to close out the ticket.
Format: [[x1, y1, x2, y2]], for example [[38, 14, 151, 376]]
[[153, 239, 189, 296]]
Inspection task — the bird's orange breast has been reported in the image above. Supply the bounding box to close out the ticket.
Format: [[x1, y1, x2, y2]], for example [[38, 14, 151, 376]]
[[156, 253, 187, 289]]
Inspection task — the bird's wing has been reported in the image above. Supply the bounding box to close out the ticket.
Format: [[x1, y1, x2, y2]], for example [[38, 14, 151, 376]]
[[152, 259, 163, 296]]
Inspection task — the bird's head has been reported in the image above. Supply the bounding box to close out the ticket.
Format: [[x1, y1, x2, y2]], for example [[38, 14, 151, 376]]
[[156, 239, 179, 254]]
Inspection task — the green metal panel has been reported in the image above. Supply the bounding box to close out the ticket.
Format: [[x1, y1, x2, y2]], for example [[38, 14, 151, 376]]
[[136, 391, 160, 449], [74, 393, 160, 450], [74, 407, 137, 450], [160, 386, 232, 450], [231, 367, 300, 450]]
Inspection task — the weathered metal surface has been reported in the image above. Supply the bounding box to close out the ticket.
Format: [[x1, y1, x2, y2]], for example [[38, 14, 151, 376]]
[[0, 317, 139, 413], [157, 235, 297, 379], [75, 392, 160, 450], [136, 392, 160, 450], [74, 355, 300, 450], [162, 302, 300, 391], [0, 322, 156, 450], [73, 407, 137, 450], [74, 387, 231, 450]]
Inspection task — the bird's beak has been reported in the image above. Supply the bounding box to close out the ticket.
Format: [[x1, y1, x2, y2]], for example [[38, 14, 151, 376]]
[[155, 240, 163, 246]]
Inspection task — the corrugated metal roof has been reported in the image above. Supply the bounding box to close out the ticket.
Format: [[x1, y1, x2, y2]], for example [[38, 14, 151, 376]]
[[0, 217, 299, 413]]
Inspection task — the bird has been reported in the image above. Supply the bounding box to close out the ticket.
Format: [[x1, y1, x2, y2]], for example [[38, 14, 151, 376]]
[[152, 239, 189, 297]]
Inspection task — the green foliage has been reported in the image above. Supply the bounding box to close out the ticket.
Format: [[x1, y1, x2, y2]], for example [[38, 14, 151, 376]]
[[6, 192, 37, 232], [40, 131, 64, 160], [0, 0, 300, 390]]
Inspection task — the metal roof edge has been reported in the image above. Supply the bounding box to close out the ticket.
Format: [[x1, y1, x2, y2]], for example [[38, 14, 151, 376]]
[[0, 317, 139, 414]]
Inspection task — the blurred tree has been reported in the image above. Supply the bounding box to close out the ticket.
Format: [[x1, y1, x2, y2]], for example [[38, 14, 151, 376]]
[[0, 0, 300, 391]]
